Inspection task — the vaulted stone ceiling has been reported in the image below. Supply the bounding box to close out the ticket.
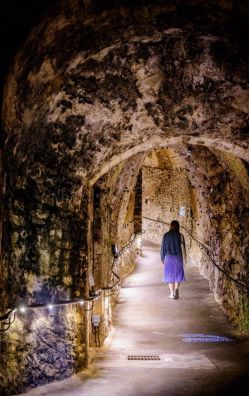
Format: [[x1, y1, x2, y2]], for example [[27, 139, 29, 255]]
[[3, 0, 249, 186]]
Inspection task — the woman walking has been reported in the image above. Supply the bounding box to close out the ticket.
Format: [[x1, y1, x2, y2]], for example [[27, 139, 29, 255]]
[[160, 220, 186, 299]]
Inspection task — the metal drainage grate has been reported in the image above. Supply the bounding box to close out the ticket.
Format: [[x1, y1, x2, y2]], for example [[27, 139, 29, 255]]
[[127, 355, 160, 361]]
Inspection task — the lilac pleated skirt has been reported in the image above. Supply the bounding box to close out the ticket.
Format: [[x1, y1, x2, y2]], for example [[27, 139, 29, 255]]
[[163, 255, 186, 283]]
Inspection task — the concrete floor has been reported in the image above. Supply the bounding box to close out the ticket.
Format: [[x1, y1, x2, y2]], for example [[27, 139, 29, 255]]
[[19, 240, 249, 396]]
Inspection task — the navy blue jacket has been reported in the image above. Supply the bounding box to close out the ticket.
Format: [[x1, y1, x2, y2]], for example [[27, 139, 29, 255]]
[[160, 230, 185, 262]]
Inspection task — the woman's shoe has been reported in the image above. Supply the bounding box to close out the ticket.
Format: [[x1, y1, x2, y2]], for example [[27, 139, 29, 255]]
[[169, 293, 175, 299], [174, 289, 179, 299]]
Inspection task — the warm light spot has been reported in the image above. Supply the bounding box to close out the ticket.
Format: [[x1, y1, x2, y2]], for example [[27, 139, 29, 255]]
[[136, 235, 142, 248]]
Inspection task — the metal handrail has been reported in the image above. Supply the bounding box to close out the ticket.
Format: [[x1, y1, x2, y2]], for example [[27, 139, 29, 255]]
[[103, 232, 142, 291]]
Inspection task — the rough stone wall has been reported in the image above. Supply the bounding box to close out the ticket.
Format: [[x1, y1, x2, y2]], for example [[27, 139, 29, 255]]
[[0, 147, 4, 303], [0, 156, 90, 310], [89, 155, 144, 346], [0, 152, 91, 394], [142, 167, 192, 236], [176, 146, 249, 326], [141, 146, 249, 328], [209, 151, 249, 324], [0, 305, 86, 395], [134, 170, 143, 235], [92, 154, 144, 287], [0, 183, 90, 395], [142, 149, 194, 259], [0, 152, 145, 391], [113, 157, 145, 248]]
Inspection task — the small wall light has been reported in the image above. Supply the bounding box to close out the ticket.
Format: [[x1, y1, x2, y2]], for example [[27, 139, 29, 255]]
[[187, 145, 192, 156], [179, 206, 186, 217], [19, 306, 26, 313]]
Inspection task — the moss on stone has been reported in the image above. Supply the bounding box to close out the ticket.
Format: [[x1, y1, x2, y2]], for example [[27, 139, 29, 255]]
[[238, 295, 249, 335]]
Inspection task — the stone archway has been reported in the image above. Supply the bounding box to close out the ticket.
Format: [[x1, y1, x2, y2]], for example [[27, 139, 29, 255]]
[[90, 136, 249, 184]]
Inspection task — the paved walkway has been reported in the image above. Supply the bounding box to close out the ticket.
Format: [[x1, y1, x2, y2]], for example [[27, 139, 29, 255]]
[[20, 240, 249, 396]]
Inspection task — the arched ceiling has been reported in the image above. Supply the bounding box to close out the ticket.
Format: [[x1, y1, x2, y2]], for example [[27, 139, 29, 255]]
[[3, 0, 249, 193]]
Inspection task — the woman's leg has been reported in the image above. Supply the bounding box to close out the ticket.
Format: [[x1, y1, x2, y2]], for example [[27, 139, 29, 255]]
[[168, 282, 175, 297], [174, 282, 180, 298]]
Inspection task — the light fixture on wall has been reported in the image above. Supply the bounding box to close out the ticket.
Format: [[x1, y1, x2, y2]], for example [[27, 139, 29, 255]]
[[179, 206, 186, 217], [187, 145, 192, 156], [137, 235, 142, 248]]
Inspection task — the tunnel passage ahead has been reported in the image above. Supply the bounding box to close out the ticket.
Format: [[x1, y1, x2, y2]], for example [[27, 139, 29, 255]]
[[18, 240, 249, 396]]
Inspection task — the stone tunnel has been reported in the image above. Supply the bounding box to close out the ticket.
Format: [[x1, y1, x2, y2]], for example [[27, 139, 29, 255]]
[[0, 0, 249, 394]]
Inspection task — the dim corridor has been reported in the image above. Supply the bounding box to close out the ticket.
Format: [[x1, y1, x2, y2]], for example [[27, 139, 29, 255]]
[[19, 240, 249, 396]]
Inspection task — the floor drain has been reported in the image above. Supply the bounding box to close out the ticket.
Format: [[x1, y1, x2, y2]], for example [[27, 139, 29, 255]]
[[127, 355, 160, 361]]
